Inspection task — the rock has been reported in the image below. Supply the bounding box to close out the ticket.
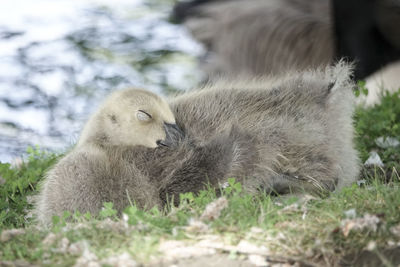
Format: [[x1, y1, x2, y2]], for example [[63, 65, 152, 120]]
[[344, 208, 357, 219], [375, 136, 400, 149], [364, 152, 384, 167], [68, 241, 87, 256], [200, 197, 228, 221], [158, 240, 216, 261], [341, 213, 380, 237], [101, 252, 138, 267], [0, 260, 33, 267], [73, 245, 99, 267], [42, 232, 58, 246], [390, 224, 400, 237], [185, 218, 209, 233], [0, 229, 25, 242]]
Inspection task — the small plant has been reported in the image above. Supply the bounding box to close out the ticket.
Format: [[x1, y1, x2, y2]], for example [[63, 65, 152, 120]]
[[222, 178, 243, 196], [354, 80, 369, 97], [99, 202, 118, 219], [51, 211, 72, 232]]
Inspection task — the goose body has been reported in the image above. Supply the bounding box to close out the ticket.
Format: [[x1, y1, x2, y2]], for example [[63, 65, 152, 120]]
[[173, 0, 400, 91], [176, 0, 332, 79], [158, 63, 359, 202], [35, 89, 181, 225]]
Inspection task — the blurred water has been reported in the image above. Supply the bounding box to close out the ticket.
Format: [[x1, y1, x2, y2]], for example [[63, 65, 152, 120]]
[[0, 0, 203, 163]]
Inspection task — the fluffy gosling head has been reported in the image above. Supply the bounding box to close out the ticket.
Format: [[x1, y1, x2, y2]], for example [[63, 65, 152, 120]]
[[78, 89, 183, 148]]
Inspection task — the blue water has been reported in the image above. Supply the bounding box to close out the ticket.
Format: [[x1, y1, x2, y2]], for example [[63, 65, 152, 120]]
[[0, 0, 203, 163]]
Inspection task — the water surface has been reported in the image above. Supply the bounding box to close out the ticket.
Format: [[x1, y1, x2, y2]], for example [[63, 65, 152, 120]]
[[0, 0, 203, 162]]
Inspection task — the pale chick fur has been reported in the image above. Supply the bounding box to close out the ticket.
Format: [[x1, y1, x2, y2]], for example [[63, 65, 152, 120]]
[[35, 63, 360, 225], [35, 89, 176, 226]]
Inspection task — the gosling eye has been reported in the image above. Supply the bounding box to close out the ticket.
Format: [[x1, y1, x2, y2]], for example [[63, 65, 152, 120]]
[[136, 110, 152, 122]]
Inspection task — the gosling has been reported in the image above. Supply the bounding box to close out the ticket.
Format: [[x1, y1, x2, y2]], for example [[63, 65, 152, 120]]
[[157, 62, 360, 203], [35, 89, 183, 225]]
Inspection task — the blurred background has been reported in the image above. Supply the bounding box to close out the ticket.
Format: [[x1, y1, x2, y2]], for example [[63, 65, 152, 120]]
[[0, 0, 203, 163]]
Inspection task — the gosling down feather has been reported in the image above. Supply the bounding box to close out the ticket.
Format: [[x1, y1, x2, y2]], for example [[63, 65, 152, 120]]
[[35, 89, 182, 225], [158, 62, 360, 203], [35, 63, 359, 225]]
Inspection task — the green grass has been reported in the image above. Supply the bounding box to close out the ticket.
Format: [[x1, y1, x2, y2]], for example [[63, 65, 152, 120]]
[[0, 178, 399, 265], [354, 88, 400, 172], [0, 89, 399, 266], [0, 147, 59, 228]]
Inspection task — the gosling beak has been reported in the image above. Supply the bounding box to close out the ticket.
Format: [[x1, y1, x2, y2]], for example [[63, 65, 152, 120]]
[[157, 122, 185, 148]]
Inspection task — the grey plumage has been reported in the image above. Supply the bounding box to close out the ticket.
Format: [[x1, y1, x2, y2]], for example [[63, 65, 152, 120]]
[[161, 62, 359, 201], [35, 63, 359, 225], [35, 89, 178, 225], [177, 0, 333, 79], [174, 0, 400, 81]]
